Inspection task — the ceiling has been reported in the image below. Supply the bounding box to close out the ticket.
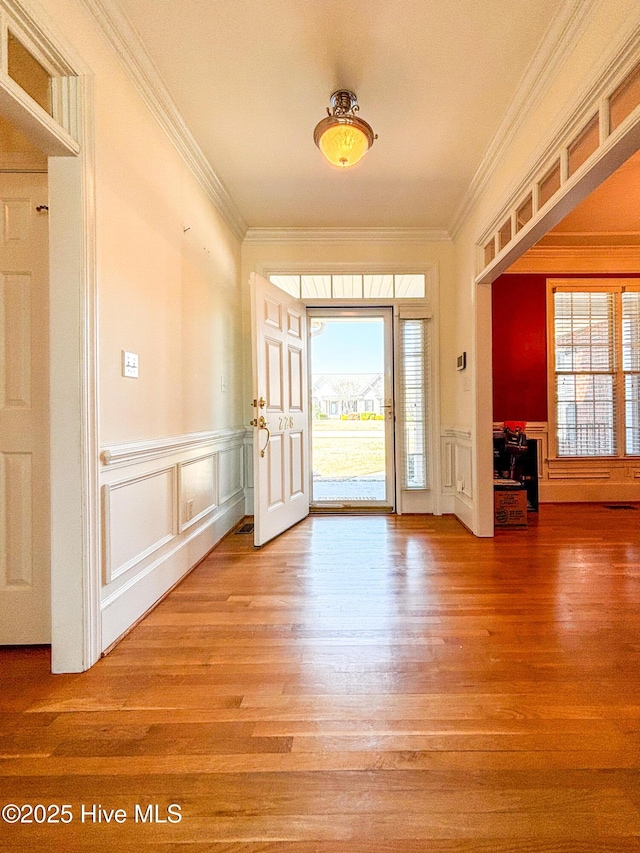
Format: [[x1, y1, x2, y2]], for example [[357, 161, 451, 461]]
[[541, 148, 640, 246], [115, 0, 564, 231]]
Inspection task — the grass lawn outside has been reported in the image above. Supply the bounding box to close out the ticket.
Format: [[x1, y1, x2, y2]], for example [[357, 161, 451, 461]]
[[313, 419, 384, 432], [312, 419, 385, 478]]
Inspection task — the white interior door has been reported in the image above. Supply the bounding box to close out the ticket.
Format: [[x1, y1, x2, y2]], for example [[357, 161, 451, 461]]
[[0, 171, 50, 643], [250, 272, 309, 546]]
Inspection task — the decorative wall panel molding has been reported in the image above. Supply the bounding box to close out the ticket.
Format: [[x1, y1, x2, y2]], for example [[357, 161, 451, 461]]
[[99, 428, 247, 651], [441, 428, 473, 506], [100, 492, 244, 651], [100, 427, 246, 468], [102, 466, 177, 583], [441, 438, 454, 491], [455, 444, 473, 500], [179, 453, 218, 533], [219, 446, 243, 506]]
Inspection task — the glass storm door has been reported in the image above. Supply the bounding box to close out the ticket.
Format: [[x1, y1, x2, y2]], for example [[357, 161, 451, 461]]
[[309, 308, 394, 510]]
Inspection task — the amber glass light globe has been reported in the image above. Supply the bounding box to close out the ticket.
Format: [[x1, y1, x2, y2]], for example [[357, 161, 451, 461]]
[[313, 101, 376, 168], [317, 121, 370, 168]]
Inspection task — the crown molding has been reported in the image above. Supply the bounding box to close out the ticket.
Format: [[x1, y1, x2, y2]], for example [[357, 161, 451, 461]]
[[520, 245, 640, 258], [78, 0, 248, 242], [244, 227, 452, 244], [449, 0, 597, 239], [539, 231, 640, 245], [508, 244, 640, 273]]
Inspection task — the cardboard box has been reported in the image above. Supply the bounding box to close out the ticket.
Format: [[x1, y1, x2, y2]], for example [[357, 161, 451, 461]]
[[494, 487, 527, 527]]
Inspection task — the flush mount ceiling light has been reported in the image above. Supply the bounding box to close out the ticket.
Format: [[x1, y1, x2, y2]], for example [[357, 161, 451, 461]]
[[313, 90, 377, 168]]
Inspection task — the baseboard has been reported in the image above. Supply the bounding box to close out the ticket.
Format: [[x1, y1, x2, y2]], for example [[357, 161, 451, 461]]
[[100, 494, 244, 651], [454, 494, 474, 532], [439, 493, 455, 514], [539, 482, 640, 503]]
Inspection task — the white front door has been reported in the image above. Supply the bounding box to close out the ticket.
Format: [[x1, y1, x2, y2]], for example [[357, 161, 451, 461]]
[[0, 171, 50, 643], [250, 272, 309, 546]]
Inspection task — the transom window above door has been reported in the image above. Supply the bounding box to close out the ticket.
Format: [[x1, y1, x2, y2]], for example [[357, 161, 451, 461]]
[[269, 274, 425, 300]]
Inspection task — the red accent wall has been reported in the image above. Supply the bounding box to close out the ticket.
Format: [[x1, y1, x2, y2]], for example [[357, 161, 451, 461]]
[[491, 272, 640, 423], [492, 274, 548, 423]]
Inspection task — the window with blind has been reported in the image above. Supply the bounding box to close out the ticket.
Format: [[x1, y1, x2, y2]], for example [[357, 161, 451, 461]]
[[551, 283, 640, 457], [399, 318, 429, 488]]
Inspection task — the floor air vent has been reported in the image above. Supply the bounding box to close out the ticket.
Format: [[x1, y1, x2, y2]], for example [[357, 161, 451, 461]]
[[235, 522, 254, 534], [603, 504, 638, 510]]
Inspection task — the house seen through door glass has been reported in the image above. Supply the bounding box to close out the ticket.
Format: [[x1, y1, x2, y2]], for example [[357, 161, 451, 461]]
[[309, 310, 394, 508]]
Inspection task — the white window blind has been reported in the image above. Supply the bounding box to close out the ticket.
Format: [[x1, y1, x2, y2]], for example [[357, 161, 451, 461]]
[[553, 291, 616, 456], [399, 318, 429, 489], [622, 291, 640, 454]]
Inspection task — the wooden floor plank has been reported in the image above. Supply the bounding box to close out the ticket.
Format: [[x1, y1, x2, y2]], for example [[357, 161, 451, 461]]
[[3, 506, 640, 850]]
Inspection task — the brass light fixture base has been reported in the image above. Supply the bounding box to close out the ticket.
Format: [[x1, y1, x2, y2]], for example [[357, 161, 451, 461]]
[[314, 90, 377, 168]]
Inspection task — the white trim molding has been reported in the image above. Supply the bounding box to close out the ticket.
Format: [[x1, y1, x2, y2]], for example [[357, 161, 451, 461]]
[[78, 0, 247, 241], [256, 263, 439, 321], [508, 244, 640, 273], [101, 427, 246, 468], [0, 0, 102, 673], [442, 427, 472, 442]]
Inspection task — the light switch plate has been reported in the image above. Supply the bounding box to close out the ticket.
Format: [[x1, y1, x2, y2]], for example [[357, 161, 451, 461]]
[[122, 350, 139, 378]]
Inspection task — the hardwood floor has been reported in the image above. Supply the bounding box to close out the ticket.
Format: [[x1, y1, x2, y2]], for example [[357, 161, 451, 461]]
[[2, 505, 640, 851]]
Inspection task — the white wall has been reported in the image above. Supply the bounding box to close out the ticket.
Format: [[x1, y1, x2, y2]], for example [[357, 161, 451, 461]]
[[451, 0, 640, 535], [36, 0, 246, 656]]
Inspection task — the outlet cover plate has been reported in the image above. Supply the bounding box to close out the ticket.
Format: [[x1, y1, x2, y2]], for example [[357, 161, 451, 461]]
[[122, 350, 139, 378]]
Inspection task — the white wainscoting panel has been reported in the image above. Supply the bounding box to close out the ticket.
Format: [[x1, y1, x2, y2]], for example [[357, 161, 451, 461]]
[[455, 444, 473, 501], [103, 467, 176, 583], [219, 445, 243, 505], [180, 453, 217, 532], [441, 438, 454, 490], [441, 428, 473, 519], [99, 428, 246, 651], [243, 430, 254, 515]]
